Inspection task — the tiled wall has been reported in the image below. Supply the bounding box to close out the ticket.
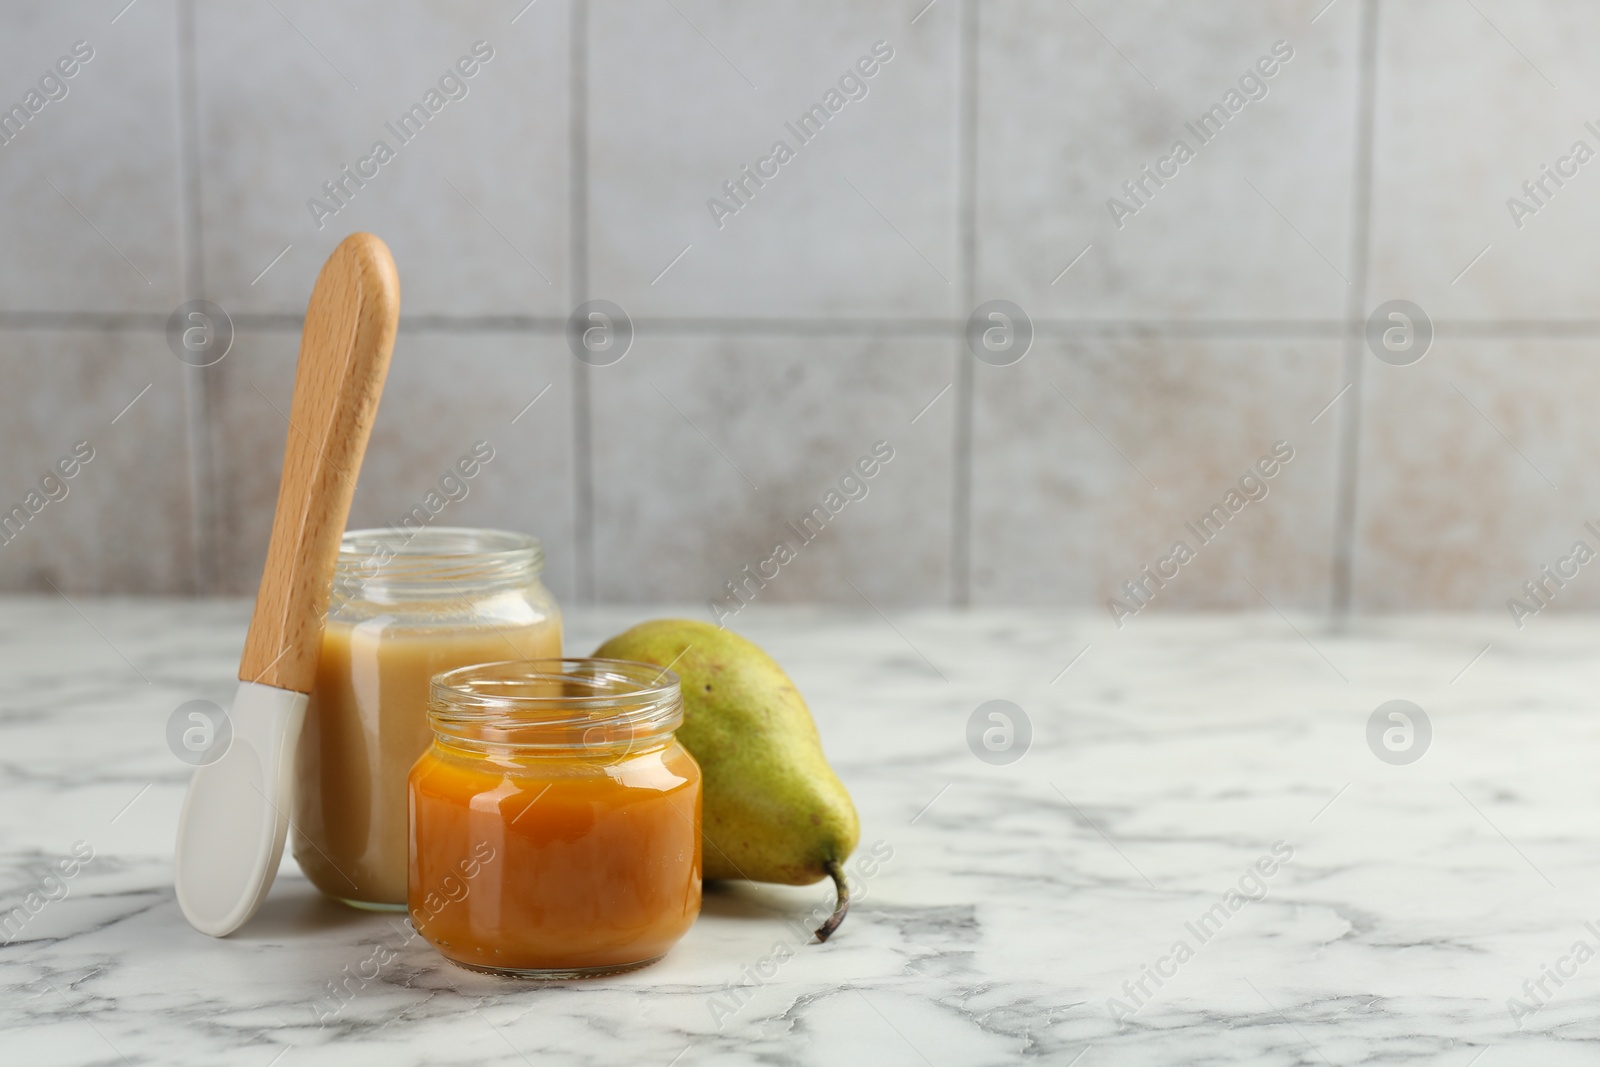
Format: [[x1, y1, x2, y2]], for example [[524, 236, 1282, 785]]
[[1, 0, 1595, 617]]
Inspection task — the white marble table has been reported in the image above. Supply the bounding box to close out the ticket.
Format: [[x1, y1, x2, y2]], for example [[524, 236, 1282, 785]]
[[3, 598, 1599, 1065]]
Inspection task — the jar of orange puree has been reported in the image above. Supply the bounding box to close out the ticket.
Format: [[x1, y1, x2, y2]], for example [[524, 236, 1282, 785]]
[[293, 528, 561, 910], [409, 659, 702, 978]]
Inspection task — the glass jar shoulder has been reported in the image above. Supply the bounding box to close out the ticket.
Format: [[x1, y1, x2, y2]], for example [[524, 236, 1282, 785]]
[[412, 739, 699, 799], [329, 583, 561, 631]]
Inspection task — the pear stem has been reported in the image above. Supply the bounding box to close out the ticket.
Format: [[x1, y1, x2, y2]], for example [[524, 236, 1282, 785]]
[[813, 861, 850, 943]]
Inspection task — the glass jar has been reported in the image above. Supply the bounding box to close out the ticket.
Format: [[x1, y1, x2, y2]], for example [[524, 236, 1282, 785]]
[[292, 527, 562, 910], [409, 659, 702, 978]]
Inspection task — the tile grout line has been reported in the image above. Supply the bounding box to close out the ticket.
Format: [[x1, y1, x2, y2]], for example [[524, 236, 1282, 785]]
[[8, 313, 1600, 338], [950, 0, 978, 609], [570, 0, 595, 605], [1328, 0, 1381, 623], [174, 0, 218, 596]]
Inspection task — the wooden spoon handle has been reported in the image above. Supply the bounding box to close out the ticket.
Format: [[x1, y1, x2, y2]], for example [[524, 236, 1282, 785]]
[[238, 233, 399, 692]]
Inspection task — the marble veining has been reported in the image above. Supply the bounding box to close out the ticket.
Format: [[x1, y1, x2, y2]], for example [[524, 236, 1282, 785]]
[[3, 599, 1600, 1064]]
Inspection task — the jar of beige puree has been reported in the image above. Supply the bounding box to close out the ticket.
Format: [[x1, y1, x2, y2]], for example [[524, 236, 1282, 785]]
[[292, 527, 562, 909]]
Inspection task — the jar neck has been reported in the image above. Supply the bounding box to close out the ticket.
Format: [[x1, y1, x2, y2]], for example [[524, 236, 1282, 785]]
[[332, 527, 542, 604], [428, 659, 683, 759]]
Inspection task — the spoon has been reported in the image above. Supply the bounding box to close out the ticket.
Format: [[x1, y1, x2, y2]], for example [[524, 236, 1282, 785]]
[[175, 233, 399, 936]]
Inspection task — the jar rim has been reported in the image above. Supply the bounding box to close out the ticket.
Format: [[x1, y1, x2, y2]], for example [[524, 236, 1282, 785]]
[[429, 658, 682, 739], [339, 526, 543, 570]]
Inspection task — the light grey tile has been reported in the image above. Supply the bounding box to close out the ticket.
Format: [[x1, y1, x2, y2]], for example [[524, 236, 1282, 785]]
[[971, 338, 1343, 613], [193, 0, 570, 318], [589, 335, 952, 613], [587, 0, 959, 318], [0, 329, 194, 593], [0, 2, 183, 313], [976, 0, 1361, 321], [1355, 338, 1600, 613], [212, 330, 577, 603], [1367, 0, 1600, 320]]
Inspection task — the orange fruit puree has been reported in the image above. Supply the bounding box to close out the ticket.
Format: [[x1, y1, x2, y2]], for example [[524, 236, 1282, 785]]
[[408, 739, 701, 975]]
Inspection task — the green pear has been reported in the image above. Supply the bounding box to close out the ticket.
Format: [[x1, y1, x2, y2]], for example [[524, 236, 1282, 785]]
[[593, 618, 860, 940]]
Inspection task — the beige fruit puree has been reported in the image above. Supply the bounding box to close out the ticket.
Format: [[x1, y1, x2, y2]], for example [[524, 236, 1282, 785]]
[[291, 528, 560, 908]]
